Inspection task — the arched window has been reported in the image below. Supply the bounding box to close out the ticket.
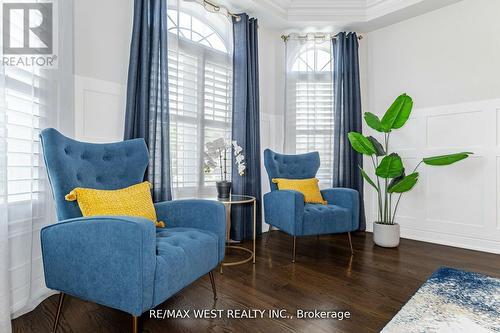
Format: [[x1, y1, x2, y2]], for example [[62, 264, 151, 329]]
[[285, 40, 334, 186], [167, 5, 233, 197], [291, 47, 332, 72], [167, 9, 228, 53]]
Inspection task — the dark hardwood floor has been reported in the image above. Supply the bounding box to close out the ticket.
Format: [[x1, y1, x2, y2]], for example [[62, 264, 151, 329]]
[[12, 231, 500, 333]]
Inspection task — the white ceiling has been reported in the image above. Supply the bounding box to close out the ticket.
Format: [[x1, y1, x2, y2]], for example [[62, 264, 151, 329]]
[[218, 0, 462, 31]]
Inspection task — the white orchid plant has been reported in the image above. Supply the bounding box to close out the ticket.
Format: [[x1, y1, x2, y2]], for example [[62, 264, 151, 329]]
[[204, 138, 246, 181]]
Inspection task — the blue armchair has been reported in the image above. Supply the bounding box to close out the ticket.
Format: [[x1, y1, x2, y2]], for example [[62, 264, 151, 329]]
[[39, 129, 225, 333], [263, 149, 359, 262]]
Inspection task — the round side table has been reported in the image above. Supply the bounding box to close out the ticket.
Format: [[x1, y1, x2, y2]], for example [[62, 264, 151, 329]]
[[215, 195, 256, 273]]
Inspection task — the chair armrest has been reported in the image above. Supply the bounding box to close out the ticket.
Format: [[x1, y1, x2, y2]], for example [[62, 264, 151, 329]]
[[41, 216, 156, 316], [263, 190, 304, 236], [155, 200, 226, 262], [321, 188, 360, 230]]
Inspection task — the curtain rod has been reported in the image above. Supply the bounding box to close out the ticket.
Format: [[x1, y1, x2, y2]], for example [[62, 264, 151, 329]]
[[187, 0, 241, 22], [281, 33, 363, 42]]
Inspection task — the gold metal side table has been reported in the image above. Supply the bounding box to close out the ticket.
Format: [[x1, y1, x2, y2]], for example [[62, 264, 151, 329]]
[[215, 195, 256, 273]]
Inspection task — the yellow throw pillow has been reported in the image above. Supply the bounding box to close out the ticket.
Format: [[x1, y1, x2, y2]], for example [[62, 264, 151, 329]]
[[272, 178, 327, 205], [65, 181, 165, 228]]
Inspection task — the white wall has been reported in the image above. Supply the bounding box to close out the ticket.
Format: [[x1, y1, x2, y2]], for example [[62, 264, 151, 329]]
[[258, 28, 285, 231], [364, 0, 500, 112], [73, 0, 132, 142], [363, 0, 500, 253], [74, 0, 133, 85]]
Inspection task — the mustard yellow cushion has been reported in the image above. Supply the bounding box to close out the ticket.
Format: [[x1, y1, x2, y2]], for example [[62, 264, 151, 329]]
[[272, 178, 327, 205], [65, 181, 165, 227]]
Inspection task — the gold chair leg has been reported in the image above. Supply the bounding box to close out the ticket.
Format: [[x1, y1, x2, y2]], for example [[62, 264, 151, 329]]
[[265, 225, 273, 246], [52, 292, 65, 333], [208, 271, 217, 300], [347, 232, 354, 255], [292, 236, 296, 263], [132, 315, 139, 333]]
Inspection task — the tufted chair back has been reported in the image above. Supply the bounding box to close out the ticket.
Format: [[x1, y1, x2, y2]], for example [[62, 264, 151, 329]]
[[263, 149, 320, 191], [40, 128, 149, 221]]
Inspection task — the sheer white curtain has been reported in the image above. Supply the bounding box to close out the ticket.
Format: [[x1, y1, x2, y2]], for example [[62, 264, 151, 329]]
[[167, 0, 233, 198], [284, 34, 334, 187], [0, 1, 74, 331]]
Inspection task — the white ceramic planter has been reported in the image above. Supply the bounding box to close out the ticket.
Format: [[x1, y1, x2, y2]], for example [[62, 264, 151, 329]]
[[373, 222, 400, 248]]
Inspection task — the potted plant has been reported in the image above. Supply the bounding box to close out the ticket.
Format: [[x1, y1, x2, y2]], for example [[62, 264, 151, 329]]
[[204, 138, 246, 199], [348, 93, 472, 247]]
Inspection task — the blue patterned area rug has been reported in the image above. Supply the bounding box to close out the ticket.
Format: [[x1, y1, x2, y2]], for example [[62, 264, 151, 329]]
[[381, 267, 500, 333]]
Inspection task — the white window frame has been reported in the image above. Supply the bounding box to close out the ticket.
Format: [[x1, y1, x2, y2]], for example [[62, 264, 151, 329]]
[[167, 8, 232, 198], [285, 42, 334, 187]]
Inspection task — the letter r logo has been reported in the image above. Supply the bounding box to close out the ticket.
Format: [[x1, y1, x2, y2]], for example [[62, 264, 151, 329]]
[[3, 3, 53, 54]]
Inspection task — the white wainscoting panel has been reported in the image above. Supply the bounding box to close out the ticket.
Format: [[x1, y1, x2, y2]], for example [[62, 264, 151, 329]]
[[75, 75, 126, 143], [364, 99, 500, 254], [260, 112, 284, 232]]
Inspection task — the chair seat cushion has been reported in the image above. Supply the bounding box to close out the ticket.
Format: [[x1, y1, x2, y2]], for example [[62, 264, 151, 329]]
[[153, 227, 219, 306], [302, 204, 352, 235]]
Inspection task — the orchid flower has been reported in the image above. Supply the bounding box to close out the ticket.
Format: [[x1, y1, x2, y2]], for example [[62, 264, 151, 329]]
[[204, 138, 246, 179]]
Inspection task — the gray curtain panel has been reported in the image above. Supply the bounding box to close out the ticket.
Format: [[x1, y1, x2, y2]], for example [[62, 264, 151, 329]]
[[124, 0, 172, 202], [231, 14, 262, 241], [332, 32, 366, 230]]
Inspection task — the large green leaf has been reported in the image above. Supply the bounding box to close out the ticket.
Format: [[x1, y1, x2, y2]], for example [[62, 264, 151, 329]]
[[364, 112, 384, 132], [367, 136, 386, 156], [422, 152, 473, 166], [388, 172, 419, 193], [392, 95, 413, 129], [347, 132, 376, 155], [376, 153, 404, 178], [359, 166, 378, 190], [381, 94, 413, 131]]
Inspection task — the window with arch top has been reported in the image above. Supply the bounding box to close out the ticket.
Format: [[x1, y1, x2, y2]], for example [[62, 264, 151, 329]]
[[167, 9, 228, 53], [285, 38, 334, 187], [291, 46, 332, 72], [167, 3, 233, 198]]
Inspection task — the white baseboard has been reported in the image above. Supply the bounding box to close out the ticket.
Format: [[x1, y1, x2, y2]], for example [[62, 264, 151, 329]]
[[366, 224, 500, 254]]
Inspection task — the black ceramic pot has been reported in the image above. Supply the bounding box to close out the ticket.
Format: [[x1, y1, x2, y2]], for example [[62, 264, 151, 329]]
[[216, 181, 232, 199]]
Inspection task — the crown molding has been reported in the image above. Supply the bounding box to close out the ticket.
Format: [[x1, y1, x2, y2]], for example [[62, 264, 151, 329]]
[[366, 0, 423, 20], [286, 0, 366, 22], [220, 0, 463, 30], [256, 0, 290, 16]]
